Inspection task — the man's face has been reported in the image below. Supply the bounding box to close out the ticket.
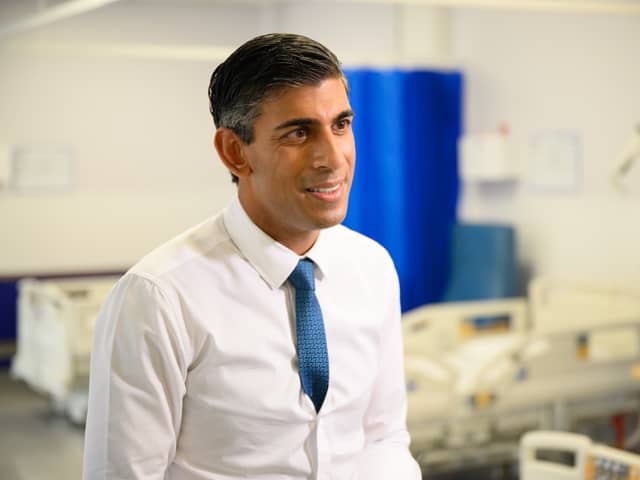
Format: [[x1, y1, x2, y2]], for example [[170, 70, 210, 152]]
[[238, 77, 355, 252]]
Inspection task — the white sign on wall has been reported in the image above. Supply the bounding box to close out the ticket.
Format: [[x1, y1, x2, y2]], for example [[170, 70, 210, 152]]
[[11, 146, 74, 192], [526, 130, 581, 192], [459, 130, 516, 182]]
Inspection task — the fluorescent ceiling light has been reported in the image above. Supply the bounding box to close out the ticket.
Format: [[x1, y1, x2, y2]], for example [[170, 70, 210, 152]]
[[0, 0, 123, 40], [348, 0, 640, 15]]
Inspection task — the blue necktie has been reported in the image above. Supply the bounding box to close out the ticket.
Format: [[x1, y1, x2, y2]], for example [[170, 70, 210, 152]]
[[288, 259, 329, 413]]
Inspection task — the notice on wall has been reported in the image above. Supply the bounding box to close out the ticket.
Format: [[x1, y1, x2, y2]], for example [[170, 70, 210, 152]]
[[525, 130, 581, 192], [11, 146, 74, 192]]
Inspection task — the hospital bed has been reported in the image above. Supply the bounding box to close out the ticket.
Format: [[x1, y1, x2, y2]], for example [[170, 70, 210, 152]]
[[404, 276, 640, 473], [11, 276, 118, 423]]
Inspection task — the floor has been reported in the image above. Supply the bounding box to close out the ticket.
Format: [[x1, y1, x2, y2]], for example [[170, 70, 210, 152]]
[[0, 369, 84, 480]]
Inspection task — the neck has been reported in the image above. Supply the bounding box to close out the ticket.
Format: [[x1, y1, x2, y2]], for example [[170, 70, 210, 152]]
[[276, 232, 319, 256], [237, 193, 320, 256]]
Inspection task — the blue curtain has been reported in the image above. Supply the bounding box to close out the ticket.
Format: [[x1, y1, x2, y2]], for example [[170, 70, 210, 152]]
[[343, 69, 463, 312]]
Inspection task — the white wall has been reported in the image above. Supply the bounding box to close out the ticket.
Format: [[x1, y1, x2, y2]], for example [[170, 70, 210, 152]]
[[451, 9, 640, 285], [0, 1, 447, 275], [0, 2, 269, 274], [1, 1, 637, 284]]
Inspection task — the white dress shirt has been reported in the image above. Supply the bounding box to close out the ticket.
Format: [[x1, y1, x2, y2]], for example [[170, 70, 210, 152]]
[[83, 194, 420, 480]]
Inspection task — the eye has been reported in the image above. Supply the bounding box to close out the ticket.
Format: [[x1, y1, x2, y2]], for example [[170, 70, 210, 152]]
[[334, 117, 352, 133], [283, 127, 308, 143]]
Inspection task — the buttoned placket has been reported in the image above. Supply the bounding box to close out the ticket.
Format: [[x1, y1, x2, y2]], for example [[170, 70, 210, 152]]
[[315, 414, 332, 480], [311, 273, 332, 480], [285, 273, 333, 480]]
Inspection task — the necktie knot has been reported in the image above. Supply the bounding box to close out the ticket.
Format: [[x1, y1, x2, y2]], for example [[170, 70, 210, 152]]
[[288, 258, 316, 291]]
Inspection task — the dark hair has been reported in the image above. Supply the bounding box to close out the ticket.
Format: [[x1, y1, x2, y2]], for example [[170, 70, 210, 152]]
[[208, 33, 347, 183]]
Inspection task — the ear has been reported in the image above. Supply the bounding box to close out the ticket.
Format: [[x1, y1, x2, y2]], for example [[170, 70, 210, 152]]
[[214, 128, 252, 180]]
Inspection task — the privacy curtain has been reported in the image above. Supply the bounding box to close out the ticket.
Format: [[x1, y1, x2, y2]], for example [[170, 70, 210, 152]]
[[343, 69, 463, 312]]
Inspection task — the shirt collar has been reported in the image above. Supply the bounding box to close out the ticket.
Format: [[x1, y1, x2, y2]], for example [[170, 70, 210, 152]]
[[223, 194, 331, 289], [304, 228, 331, 281]]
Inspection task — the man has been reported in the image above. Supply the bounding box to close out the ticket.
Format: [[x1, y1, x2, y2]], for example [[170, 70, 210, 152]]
[[83, 33, 420, 479]]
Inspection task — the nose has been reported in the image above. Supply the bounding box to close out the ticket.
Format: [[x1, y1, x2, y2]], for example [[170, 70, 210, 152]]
[[311, 128, 351, 170]]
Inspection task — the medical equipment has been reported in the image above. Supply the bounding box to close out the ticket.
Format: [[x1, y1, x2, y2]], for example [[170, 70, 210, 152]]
[[404, 276, 640, 473], [520, 430, 640, 480], [11, 276, 117, 423], [612, 125, 640, 192]]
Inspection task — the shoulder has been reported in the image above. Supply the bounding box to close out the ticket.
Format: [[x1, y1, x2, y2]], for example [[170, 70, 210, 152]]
[[323, 224, 398, 290], [328, 224, 395, 267], [98, 215, 234, 361], [128, 210, 234, 284]]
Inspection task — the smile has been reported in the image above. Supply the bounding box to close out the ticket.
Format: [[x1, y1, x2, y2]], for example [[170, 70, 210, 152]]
[[307, 184, 340, 194], [305, 182, 344, 202]]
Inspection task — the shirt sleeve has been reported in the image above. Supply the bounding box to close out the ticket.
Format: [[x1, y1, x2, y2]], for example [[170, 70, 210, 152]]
[[83, 273, 190, 480], [357, 262, 422, 480]]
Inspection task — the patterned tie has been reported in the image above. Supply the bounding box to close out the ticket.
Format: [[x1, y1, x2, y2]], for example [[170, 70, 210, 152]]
[[288, 258, 329, 413]]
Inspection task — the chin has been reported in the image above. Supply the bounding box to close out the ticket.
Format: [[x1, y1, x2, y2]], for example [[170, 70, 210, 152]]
[[311, 207, 348, 229]]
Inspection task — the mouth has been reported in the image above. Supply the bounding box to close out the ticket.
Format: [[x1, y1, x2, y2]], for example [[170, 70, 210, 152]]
[[307, 184, 340, 194], [305, 182, 344, 202]]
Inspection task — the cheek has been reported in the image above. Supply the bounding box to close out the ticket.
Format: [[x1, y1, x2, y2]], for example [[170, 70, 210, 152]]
[[252, 150, 290, 186], [341, 136, 356, 160], [267, 158, 303, 194], [274, 150, 308, 180], [344, 141, 356, 174]]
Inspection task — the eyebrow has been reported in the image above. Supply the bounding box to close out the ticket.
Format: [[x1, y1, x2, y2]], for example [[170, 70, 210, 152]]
[[274, 109, 355, 131]]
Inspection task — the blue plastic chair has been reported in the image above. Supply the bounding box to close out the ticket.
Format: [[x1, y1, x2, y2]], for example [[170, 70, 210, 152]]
[[442, 223, 517, 302], [441, 223, 517, 329]]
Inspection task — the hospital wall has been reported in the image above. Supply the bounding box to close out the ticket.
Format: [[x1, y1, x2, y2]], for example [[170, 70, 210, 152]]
[[0, 2, 403, 275], [452, 10, 640, 286], [0, 2, 638, 289], [0, 3, 254, 275]]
